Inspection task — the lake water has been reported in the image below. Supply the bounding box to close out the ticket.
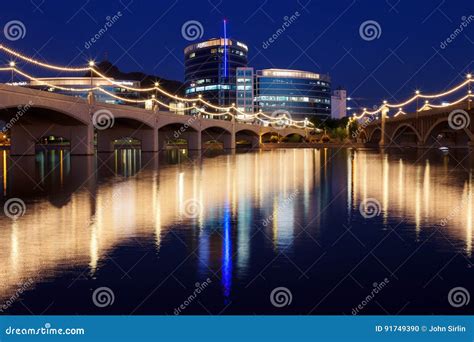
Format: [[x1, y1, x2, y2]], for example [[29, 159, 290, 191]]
[[0, 147, 473, 315]]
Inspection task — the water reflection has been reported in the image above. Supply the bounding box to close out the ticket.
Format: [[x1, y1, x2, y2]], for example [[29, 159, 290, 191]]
[[0, 148, 473, 312], [348, 149, 474, 256]]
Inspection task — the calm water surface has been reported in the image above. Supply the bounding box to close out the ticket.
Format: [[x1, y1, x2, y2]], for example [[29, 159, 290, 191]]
[[0, 148, 473, 315]]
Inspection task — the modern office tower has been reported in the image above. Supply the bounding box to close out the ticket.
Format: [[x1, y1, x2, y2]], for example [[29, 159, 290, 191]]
[[255, 69, 331, 120], [184, 38, 249, 112]]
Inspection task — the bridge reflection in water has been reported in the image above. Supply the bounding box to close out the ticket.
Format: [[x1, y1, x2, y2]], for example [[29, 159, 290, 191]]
[[0, 148, 473, 313]]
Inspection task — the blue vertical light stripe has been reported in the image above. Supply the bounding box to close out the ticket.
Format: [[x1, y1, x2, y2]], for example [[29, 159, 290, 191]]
[[223, 19, 228, 78]]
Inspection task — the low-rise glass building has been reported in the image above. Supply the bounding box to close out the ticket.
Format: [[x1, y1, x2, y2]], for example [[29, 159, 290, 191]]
[[255, 69, 331, 120]]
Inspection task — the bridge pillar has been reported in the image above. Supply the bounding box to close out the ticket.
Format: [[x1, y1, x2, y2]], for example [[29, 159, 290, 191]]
[[141, 130, 158, 152], [188, 130, 202, 150], [70, 125, 94, 155], [379, 106, 389, 146]]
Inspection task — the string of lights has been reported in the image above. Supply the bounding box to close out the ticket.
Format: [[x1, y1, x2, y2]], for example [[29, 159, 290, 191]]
[[2, 65, 310, 128], [0, 44, 313, 128], [352, 74, 472, 121]]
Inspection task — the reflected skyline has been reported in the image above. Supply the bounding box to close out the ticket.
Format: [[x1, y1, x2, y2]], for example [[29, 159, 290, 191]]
[[0, 148, 473, 314]]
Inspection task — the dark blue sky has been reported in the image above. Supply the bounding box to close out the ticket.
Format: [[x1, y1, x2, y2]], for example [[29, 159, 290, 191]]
[[2, 0, 474, 108]]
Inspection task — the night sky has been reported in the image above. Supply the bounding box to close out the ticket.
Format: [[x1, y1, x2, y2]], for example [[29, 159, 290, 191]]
[[1, 0, 474, 109]]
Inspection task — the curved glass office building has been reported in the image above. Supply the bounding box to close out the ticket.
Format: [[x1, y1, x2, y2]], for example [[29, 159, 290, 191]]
[[184, 38, 248, 110], [255, 69, 331, 120]]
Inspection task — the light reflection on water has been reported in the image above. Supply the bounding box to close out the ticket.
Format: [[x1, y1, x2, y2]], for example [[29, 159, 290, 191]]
[[0, 148, 473, 314]]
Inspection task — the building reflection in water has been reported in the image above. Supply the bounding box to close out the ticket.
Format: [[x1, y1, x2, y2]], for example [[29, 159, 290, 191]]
[[0, 148, 473, 306]]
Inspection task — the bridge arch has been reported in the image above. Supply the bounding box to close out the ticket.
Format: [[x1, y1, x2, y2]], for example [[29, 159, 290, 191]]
[[1, 105, 92, 155], [158, 122, 200, 150], [201, 126, 234, 149], [368, 128, 382, 144], [235, 129, 260, 148], [390, 123, 422, 147], [423, 117, 473, 147], [261, 131, 282, 143], [96, 117, 156, 153], [282, 132, 305, 143]]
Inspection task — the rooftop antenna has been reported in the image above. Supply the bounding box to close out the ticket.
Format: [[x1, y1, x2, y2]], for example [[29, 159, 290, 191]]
[[223, 19, 228, 78]]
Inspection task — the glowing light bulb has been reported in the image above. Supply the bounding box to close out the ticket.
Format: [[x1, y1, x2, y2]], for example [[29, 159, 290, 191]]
[[467, 74, 472, 79], [88, 61, 95, 67], [415, 90, 420, 95], [9, 61, 15, 67]]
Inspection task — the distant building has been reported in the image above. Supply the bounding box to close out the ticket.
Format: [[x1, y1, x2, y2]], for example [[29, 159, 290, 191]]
[[255, 69, 331, 120], [184, 38, 249, 112], [235, 67, 255, 121], [235, 68, 331, 121], [19, 77, 141, 106], [331, 89, 347, 119]]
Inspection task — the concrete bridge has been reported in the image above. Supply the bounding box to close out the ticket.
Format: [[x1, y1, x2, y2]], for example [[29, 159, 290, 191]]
[[0, 84, 309, 155], [357, 103, 474, 148]]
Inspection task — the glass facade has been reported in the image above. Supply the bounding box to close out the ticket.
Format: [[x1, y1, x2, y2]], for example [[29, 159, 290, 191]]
[[235, 67, 255, 121], [184, 38, 248, 112], [255, 69, 331, 120]]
